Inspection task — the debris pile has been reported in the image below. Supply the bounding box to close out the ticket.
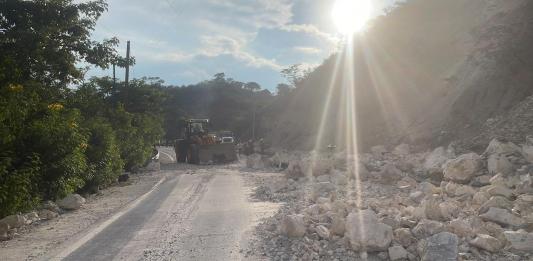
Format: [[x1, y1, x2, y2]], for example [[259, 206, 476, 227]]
[[0, 194, 85, 241], [247, 139, 533, 260]]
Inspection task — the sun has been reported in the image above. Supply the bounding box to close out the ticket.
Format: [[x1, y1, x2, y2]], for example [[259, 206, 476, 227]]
[[332, 0, 373, 35]]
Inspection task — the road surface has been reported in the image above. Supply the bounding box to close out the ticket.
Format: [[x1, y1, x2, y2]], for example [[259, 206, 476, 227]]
[[50, 148, 278, 260]]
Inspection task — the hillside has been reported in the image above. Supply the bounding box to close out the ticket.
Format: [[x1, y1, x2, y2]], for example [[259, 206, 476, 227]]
[[261, 0, 533, 152]]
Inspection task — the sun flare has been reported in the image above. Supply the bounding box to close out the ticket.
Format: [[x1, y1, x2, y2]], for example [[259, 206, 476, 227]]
[[332, 0, 372, 35]]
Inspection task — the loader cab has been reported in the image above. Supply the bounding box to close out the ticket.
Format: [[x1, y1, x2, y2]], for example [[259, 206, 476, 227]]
[[182, 119, 209, 139]]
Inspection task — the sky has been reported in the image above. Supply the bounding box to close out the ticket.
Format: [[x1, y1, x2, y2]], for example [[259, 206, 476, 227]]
[[87, 0, 396, 90]]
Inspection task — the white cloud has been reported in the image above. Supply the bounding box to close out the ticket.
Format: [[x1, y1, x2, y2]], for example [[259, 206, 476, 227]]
[[281, 23, 339, 45], [199, 35, 282, 71], [293, 46, 322, 54]]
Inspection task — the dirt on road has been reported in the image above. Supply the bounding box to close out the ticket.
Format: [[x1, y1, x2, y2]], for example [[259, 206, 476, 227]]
[[1, 149, 281, 261]]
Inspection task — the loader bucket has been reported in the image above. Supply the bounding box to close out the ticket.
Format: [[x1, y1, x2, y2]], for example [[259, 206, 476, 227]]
[[198, 143, 237, 164]]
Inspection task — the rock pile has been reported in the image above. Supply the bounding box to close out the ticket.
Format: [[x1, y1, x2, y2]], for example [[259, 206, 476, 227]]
[[247, 138, 533, 260], [0, 194, 85, 241]]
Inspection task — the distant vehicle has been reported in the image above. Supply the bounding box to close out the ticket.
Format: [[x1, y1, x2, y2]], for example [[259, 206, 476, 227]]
[[221, 137, 234, 144], [174, 119, 237, 164]]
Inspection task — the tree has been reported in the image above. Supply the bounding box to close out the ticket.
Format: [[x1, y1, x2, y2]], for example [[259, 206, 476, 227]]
[[213, 73, 226, 82], [244, 82, 261, 92], [0, 0, 119, 89], [276, 83, 292, 96], [281, 64, 312, 87]]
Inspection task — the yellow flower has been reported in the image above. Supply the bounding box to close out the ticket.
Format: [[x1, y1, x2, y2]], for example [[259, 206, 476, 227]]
[[8, 84, 23, 92], [47, 103, 64, 111]]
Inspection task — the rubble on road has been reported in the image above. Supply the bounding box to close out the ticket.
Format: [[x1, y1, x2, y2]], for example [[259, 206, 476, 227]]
[[246, 137, 533, 260]]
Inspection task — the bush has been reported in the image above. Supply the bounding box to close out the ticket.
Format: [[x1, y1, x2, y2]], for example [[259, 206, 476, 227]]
[[21, 107, 88, 200], [0, 156, 41, 217], [82, 118, 123, 192], [108, 105, 163, 171]]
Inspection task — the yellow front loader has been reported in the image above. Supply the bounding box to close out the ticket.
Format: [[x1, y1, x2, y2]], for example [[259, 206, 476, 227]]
[[174, 119, 237, 164]]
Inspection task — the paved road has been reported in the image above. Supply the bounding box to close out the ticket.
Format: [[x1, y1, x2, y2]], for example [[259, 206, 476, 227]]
[[53, 149, 274, 261]]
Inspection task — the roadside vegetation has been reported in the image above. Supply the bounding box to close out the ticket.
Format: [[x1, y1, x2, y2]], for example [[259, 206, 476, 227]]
[[0, 0, 163, 217]]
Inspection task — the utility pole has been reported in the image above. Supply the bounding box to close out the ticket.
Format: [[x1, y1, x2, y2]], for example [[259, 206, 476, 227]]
[[251, 91, 256, 140], [112, 63, 116, 89], [125, 40, 130, 88]]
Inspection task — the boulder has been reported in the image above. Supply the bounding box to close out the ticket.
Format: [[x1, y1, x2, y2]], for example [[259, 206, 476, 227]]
[[439, 201, 460, 220], [388, 245, 409, 260], [443, 153, 482, 183], [486, 185, 514, 199], [409, 191, 424, 203], [57, 194, 86, 210], [331, 200, 348, 217], [444, 182, 475, 197], [315, 225, 330, 239], [475, 220, 506, 242], [41, 201, 60, 213], [514, 194, 533, 217], [286, 161, 304, 178], [418, 182, 438, 196], [280, 214, 306, 237], [422, 198, 446, 221], [490, 172, 505, 184], [447, 219, 474, 238], [330, 215, 346, 236], [421, 232, 459, 261], [424, 147, 450, 171], [23, 211, 39, 225], [0, 214, 26, 229], [393, 144, 410, 157], [345, 209, 393, 251], [478, 196, 513, 214], [516, 174, 533, 194], [371, 145, 388, 158], [522, 145, 533, 163], [397, 176, 417, 189], [487, 154, 513, 175], [479, 207, 524, 227], [472, 174, 492, 187], [118, 174, 130, 182], [412, 219, 445, 239], [394, 228, 416, 247], [470, 234, 502, 252], [472, 191, 490, 206], [484, 139, 520, 156], [246, 154, 266, 169], [378, 163, 403, 184], [504, 230, 533, 252], [38, 209, 59, 220]]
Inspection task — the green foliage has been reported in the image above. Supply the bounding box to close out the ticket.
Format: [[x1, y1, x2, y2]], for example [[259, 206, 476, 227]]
[[22, 107, 88, 199], [0, 1, 153, 217], [82, 118, 123, 192], [108, 104, 163, 171], [0, 0, 117, 88], [0, 156, 41, 217]]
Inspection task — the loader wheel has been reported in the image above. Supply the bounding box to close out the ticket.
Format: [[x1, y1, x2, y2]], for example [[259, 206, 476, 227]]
[[176, 141, 187, 163], [187, 144, 200, 164]]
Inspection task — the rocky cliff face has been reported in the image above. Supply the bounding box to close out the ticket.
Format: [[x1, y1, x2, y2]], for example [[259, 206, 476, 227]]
[[439, 0, 533, 150]]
